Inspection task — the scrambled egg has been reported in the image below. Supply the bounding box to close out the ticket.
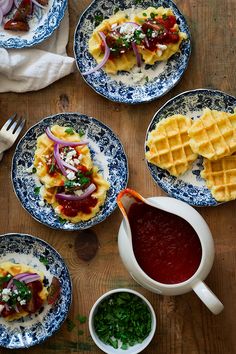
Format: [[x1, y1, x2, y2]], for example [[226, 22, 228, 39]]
[[34, 125, 110, 223], [88, 7, 187, 74]]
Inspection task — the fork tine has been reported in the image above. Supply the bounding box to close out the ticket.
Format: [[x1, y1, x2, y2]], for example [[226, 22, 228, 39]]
[[14, 119, 25, 138], [1, 113, 17, 130]]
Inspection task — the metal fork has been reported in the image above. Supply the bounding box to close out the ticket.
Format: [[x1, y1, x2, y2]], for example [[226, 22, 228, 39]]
[[0, 113, 25, 161]]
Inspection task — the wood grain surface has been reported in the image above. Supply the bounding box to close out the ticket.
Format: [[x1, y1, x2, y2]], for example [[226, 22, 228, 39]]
[[0, 0, 236, 353]]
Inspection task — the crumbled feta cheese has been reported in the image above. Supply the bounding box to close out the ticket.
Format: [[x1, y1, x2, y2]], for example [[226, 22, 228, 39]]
[[120, 23, 139, 35], [74, 190, 84, 196], [157, 44, 167, 51], [157, 49, 163, 57], [2, 288, 11, 295], [20, 299, 26, 305], [111, 23, 117, 29], [67, 171, 76, 180], [73, 158, 80, 165], [39, 200, 45, 207]]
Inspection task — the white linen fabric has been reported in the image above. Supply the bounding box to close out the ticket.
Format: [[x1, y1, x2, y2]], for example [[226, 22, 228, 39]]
[[0, 10, 75, 93]]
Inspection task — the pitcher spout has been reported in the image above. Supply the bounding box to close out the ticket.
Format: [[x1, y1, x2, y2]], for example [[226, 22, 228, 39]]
[[117, 188, 146, 219]]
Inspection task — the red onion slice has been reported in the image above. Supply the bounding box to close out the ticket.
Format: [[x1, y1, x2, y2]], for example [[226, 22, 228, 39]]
[[56, 183, 96, 201], [19, 274, 41, 284], [7, 273, 40, 289], [82, 32, 110, 75], [0, 7, 3, 24], [54, 143, 67, 177], [46, 127, 88, 146], [131, 42, 142, 67], [0, 0, 13, 15], [31, 0, 46, 8], [61, 160, 78, 173]]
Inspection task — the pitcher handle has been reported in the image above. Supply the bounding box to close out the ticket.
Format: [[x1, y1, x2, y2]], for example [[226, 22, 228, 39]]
[[192, 281, 224, 315]]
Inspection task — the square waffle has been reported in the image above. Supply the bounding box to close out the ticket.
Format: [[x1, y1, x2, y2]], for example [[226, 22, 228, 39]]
[[201, 155, 236, 202], [146, 114, 198, 177], [188, 108, 236, 160]]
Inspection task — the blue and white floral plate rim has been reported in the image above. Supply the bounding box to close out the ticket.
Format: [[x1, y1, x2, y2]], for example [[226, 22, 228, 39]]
[[0, 232, 72, 349], [0, 0, 68, 48], [145, 88, 236, 207], [11, 112, 128, 230], [74, 0, 191, 104]]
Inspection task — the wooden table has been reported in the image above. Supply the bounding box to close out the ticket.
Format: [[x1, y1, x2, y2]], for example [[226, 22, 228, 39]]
[[0, 0, 236, 353]]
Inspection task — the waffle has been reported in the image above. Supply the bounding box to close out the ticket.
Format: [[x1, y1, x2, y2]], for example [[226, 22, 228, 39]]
[[201, 155, 236, 202], [188, 108, 236, 160], [146, 114, 198, 177]]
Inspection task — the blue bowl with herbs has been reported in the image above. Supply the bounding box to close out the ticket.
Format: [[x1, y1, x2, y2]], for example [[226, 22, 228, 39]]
[[89, 288, 156, 353]]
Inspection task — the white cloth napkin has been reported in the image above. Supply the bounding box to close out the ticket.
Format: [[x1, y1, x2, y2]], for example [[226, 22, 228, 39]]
[[0, 10, 75, 93]]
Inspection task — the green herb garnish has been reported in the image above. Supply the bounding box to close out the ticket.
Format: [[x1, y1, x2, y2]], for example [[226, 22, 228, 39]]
[[145, 76, 149, 82], [94, 13, 104, 26], [49, 163, 55, 174], [65, 127, 75, 135], [39, 256, 49, 266], [162, 13, 168, 20], [32, 167, 37, 173], [58, 217, 66, 224], [78, 129, 85, 137], [142, 12, 147, 16], [114, 7, 119, 14], [77, 172, 90, 187], [150, 12, 157, 19], [94, 292, 152, 349], [34, 186, 41, 195], [66, 319, 76, 332], [13, 279, 32, 303], [76, 314, 87, 324], [0, 274, 12, 286]]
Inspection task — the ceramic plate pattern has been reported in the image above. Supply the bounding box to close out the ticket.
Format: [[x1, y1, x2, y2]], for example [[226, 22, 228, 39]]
[[0, 0, 67, 48], [12, 113, 128, 230], [74, 0, 191, 104], [145, 89, 236, 206], [0, 233, 72, 349]]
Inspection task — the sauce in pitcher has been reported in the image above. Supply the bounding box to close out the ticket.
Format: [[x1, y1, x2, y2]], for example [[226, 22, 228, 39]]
[[129, 202, 202, 284]]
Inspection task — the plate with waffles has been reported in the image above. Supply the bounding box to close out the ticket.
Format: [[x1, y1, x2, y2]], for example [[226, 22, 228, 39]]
[[145, 89, 236, 206]]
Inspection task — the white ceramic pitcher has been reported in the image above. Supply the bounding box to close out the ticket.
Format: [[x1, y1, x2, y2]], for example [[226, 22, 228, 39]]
[[117, 188, 224, 315]]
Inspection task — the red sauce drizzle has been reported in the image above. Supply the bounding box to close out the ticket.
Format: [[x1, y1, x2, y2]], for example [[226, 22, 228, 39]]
[[129, 203, 202, 284], [58, 195, 98, 217]]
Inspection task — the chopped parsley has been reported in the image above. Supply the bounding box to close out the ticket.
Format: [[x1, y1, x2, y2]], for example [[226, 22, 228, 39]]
[[39, 256, 49, 266], [114, 7, 119, 14], [77, 172, 90, 187], [76, 314, 87, 324], [142, 12, 147, 17], [150, 12, 157, 19], [94, 292, 152, 349], [34, 186, 41, 195], [66, 318, 76, 332], [65, 127, 75, 135], [58, 217, 66, 224], [162, 13, 168, 20], [49, 163, 55, 174], [78, 129, 85, 137], [32, 167, 37, 173], [145, 76, 149, 82], [0, 274, 12, 286], [94, 13, 103, 26]]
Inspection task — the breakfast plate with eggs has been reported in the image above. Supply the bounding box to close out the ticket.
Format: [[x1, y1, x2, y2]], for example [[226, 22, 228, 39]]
[[11, 113, 128, 230], [74, 0, 191, 104], [0, 233, 71, 349]]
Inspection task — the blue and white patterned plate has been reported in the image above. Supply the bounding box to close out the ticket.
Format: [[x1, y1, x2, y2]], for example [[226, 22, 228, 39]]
[[145, 89, 236, 206], [12, 113, 128, 230], [74, 0, 191, 104], [0, 233, 72, 349], [0, 0, 67, 48]]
